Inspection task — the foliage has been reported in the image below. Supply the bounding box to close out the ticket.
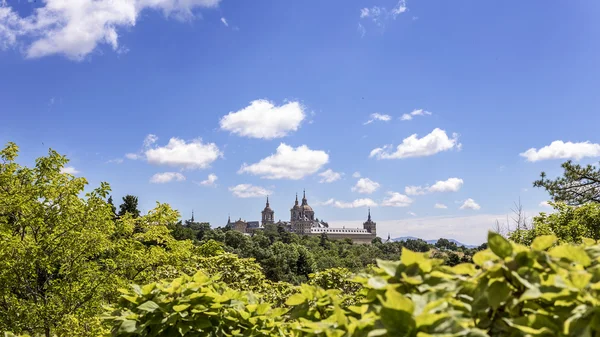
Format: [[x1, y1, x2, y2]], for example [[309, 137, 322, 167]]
[[118, 195, 140, 218], [106, 231, 600, 336], [509, 202, 600, 246], [534, 160, 600, 205], [0, 143, 202, 337], [0, 142, 117, 337]]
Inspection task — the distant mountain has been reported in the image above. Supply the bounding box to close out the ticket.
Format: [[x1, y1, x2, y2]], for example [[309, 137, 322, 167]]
[[392, 236, 478, 249]]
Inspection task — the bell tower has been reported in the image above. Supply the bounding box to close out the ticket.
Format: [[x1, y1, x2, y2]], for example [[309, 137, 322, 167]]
[[363, 208, 376, 234], [261, 196, 275, 226]]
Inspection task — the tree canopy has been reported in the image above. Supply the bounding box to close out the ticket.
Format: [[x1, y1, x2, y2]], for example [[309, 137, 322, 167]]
[[534, 160, 600, 205]]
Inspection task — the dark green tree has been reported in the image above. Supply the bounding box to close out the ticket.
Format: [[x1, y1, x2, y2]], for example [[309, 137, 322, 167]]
[[118, 195, 140, 218], [107, 195, 117, 216], [534, 160, 600, 205]]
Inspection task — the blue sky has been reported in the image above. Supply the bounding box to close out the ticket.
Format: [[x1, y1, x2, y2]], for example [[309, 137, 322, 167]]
[[2, 0, 600, 244]]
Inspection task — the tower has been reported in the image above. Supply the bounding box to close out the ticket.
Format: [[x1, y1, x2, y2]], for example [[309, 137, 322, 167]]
[[261, 196, 275, 226], [363, 208, 376, 234], [191, 210, 195, 222]]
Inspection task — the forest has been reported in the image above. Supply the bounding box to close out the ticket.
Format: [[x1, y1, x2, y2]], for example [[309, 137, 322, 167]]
[[3, 142, 600, 337]]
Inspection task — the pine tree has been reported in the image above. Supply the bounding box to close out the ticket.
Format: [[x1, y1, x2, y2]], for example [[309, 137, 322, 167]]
[[118, 195, 140, 218]]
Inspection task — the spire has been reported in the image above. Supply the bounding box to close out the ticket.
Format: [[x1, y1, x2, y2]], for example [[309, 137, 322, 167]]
[[368, 207, 371, 221], [302, 189, 307, 205], [266, 195, 270, 207], [295, 193, 299, 206], [387, 233, 391, 242], [191, 209, 195, 222], [227, 214, 231, 225]]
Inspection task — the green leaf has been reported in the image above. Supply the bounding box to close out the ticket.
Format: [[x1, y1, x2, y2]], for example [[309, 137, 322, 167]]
[[487, 281, 511, 309], [118, 319, 137, 333], [450, 263, 477, 276], [137, 300, 160, 312], [382, 289, 414, 313], [377, 259, 400, 277], [549, 245, 592, 267], [401, 248, 426, 266], [173, 304, 190, 312], [531, 235, 557, 251], [472, 250, 497, 267], [488, 232, 513, 258], [285, 294, 306, 306]]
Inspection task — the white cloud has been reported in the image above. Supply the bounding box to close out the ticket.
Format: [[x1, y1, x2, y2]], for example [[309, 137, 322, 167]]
[[381, 192, 413, 207], [404, 185, 426, 196], [364, 113, 392, 125], [107, 158, 124, 164], [407, 211, 417, 216], [150, 172, 186, 184], [352, 172, 361, 178], [219, 99, 306, 139], [60, 166, 79, 175], [145, 137, 222, 170], [220, 17, 228, 27], [460, 198, 481, 210], [539, 201, 552, 208], [405, 177, 463, 196], [392, 0, 407, 16], [0, 0, 221, 60], [229, 184, 272, 198], [143, 134, 158, 148], [324, 198, 377, 209], [239, 143, 328, 180], [429, 178, 464, 193], [434, 203, 448, 209], [357, 23, 366, 37], [370, 128, 461, 159], [125, 153, 141, 160], [520, 140, 600, 162], [199, 173, 218, 187], [352, 178, 381, 194], [318, 169, 342, 183], [358, 0, 408, 35], [400, 109, 431, 121]]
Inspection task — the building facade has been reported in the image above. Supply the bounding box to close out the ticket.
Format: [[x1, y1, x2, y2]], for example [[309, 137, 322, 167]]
[[227, 191, 377, 244]]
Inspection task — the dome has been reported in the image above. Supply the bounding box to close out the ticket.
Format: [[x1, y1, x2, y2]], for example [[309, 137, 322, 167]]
[[302, 204, 313, 212]]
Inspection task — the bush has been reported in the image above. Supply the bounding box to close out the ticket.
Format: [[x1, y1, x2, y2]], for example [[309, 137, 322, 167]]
[[105, 231, 600, 336]]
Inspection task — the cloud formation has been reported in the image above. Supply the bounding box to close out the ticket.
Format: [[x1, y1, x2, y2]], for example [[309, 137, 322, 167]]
[[322, 198, 377, 209], [460, 198, 481, 210], [0, 0, 221, 60], [199, 173, 218, 187], [400, 109, 431, 121], [381, 192, 413, 207], [144, 137, 222, 170], [370, 128, 461, 159], [352, 178, 381, 194], [229, 184, 272, 198], [405, 177, 464, 195], [359, 0, 407, 31], [150, 172, 186, 184], [220, 99, 306, 139], [364, 113, 392, 125], [318, 169, 342, 183], [520, 140, 600, 162], [434, 203, 448, 209], [239, 143, 328, 180]]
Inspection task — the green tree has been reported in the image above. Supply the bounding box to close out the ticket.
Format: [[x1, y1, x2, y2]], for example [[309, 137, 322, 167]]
[[0, 143, 117, 336], [108, 195, 117, 216], [510, 202, 600, 245], [118, 194, 140, 218], [534, 160, 600, 205]]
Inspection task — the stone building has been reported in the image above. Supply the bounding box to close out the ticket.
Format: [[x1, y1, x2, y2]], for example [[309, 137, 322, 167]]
[[227, 191, 377, 244]]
